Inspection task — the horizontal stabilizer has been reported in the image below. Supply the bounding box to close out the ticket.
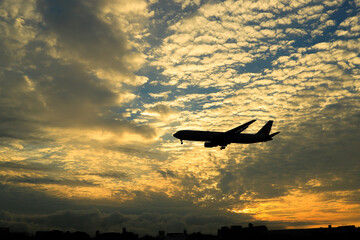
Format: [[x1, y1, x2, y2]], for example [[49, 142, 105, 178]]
[[226, 120, 256, 135], [269, 132, 280, 138]]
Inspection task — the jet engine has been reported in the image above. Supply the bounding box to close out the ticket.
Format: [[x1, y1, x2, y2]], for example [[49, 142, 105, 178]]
[[204, 142, 218, 148]]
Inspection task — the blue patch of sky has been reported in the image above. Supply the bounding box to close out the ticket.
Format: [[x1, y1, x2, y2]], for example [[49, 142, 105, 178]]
[[232, 1, 357, 75], [161, 132, 176, 141], [331, 0, 358, 25], [235, 56, 273, 74], [136, 55, 220, 93], [292, 0, 357, 48], [117, 82, 221, 122], [131, 76, 221, 116], [146, 0, 203, 48], [174, 87, 226, 111], [135, 67, 172, 99], [136, 64, 166, 84], [174, 84, 219, 95], [139, 80, 219, 103], [234, 47, 290, 74]]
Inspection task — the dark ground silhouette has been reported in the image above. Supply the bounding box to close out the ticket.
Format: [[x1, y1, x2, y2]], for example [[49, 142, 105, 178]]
[[1, 223, 360, 240]]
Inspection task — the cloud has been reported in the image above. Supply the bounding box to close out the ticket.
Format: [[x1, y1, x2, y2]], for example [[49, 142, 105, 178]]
[[0, 208, 251, 235], [0, 0, 156, 144], [336, 15, 360, 37], [151, 0, 347, 89], [36, 0, 147, 85], [0, 183, 80, 214], [144, 104, 176, 118], [0, 161, 61, 172], [174, 0, 201, 9], [91, 171, 129, 181], [0, 185, 256, 235], [149, 91, 172, 99], [5, 176, 98, 187], [0, 64, 155, 142], [158, 169, 178, 179]]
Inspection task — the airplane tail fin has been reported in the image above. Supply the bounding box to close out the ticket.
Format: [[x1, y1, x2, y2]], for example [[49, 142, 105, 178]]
[[256, 120, 273, 136]]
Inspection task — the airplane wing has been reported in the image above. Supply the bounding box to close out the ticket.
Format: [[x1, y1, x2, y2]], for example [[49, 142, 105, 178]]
[[225, 120, 256, 135]]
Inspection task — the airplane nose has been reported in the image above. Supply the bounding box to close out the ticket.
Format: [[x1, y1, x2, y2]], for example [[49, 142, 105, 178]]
[[173, 132, 179, 138]]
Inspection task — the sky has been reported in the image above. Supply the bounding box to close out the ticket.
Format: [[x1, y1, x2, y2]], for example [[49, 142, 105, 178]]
[[0, 0, 359, 236]]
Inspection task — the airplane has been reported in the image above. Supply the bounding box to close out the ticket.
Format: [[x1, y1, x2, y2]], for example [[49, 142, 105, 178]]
[[173, 120, 279, 150]]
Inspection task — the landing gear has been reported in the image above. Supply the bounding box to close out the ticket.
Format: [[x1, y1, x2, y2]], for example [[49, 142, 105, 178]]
[[180, 140, 183, 144], [220, 146, 226, 150]]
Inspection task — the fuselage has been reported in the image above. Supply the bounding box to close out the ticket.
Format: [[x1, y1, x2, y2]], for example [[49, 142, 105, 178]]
[[173, 130, 271, 144]]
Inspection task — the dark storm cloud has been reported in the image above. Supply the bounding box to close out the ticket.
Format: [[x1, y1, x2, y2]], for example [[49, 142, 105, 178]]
[[0, 209, 110, 233], [27, 209, 123, 232], [0, 183, 255, 235], [4, 176, 98, 187], [0, 161, 62, 172], [36, 0, 132, 73], [0, 209, 244, 235], [0, 194, 321, 235], [217, 170, 241, 195], [0, 70, 49, 142], [0, 183, 78, 214], [0, 63, 116, 124]]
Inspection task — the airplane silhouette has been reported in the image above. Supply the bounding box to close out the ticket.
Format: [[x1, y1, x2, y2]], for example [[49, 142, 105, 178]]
[[173, 120, 279, 150]]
